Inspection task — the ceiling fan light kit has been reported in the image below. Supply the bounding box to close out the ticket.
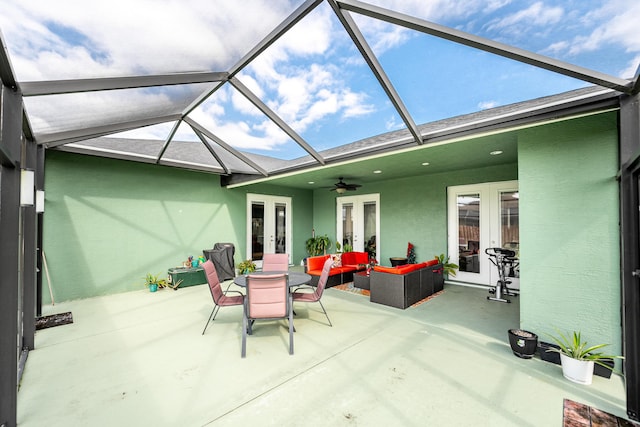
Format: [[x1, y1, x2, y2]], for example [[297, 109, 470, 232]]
[[330, 177, 361, 193]]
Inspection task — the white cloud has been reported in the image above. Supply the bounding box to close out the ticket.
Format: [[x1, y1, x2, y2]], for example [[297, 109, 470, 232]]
[[0, 0, 298, 80], [542, 1, 640, 77], [620, 55, 640, 80], [485, 2, 563, 35], [478, 100, 499, 109]]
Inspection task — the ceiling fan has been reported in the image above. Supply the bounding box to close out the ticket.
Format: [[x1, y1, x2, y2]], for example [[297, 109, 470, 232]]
[[330, 177, 362, 194]]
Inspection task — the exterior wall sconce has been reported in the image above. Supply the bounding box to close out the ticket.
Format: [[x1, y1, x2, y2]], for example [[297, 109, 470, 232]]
[[36, 190, 45, 213], [20, 169, 35, 206]]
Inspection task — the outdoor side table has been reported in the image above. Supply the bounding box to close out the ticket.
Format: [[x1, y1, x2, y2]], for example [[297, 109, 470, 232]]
[[353, 271, 370, 290], [168, 266, 206, 288]]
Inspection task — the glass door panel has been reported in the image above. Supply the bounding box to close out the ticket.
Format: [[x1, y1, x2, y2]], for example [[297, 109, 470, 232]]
[[274, 203, 287, 254], [341, 203, 354, 250], [457, 193, 481, 275], [250, 202, 265, 261], [363, 202, 377, 260], [500, 191, 520, 285]]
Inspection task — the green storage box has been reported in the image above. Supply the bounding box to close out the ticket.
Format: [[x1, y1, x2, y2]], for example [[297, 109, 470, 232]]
[[168, 267, 206, 288]]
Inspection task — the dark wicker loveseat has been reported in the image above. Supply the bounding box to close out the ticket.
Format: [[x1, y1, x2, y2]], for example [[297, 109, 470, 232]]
[[369, 260, 443, 309]]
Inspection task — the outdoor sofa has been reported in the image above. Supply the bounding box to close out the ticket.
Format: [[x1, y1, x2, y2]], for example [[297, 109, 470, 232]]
[[305, 252, 370, 287], [370, 260, 443, 309]]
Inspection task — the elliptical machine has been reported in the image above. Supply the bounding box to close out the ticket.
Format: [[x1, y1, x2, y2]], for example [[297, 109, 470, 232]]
[[485, 247, 518, 303]]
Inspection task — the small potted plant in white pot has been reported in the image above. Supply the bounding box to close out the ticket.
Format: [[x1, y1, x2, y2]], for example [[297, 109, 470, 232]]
[[545, 329, 623, 385]]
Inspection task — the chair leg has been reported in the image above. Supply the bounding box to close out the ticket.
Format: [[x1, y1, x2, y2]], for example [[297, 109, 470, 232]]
[[317, 300, 332, 327], [211, 304, 221, 321], [288, 306, 294, 355], [202, 307, 216, 335], [241, 310, 247, 358]]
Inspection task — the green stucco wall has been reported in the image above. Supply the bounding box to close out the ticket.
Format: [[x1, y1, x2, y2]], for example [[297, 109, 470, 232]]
[[43, 111, 623, 359], [42, 151, 313, 302], [518, 112, 621, 355], [311, 163, 518, 264]]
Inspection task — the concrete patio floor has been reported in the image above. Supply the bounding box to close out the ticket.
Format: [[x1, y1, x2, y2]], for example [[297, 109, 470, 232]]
[[17, 282, 628, 426]]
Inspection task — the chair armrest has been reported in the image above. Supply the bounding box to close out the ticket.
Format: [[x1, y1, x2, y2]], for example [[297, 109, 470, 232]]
[[223, 289, 244, 297], [291, 284, 316, 294]]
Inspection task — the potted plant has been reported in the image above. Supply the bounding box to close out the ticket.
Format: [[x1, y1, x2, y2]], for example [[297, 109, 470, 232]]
[[435, 253, 459, 277], [507, 329, 538, 359], [545, 329, 623, 385], [144, 272, 168, 292], [305, 234, 331, 256], [238, 259, 256, 275]]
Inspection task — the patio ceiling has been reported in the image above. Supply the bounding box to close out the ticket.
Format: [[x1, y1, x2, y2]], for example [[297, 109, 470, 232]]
[[1, 0, 638, 187]]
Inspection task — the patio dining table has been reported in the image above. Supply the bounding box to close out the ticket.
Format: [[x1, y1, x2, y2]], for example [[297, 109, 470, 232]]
[[233, 271, 311, 288]]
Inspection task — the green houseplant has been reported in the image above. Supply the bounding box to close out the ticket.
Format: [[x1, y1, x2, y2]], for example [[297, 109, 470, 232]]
[[305, 234, 332, 256], [435, 253, 459, 277], [238, 259, 256, 274], [144, 272, 168, 292], [545, 329, 623, 385]]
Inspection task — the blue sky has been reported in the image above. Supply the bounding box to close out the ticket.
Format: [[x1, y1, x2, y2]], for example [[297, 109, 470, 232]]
[[1, 0, 638, 160]]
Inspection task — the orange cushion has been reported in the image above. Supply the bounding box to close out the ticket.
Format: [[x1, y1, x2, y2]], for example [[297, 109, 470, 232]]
[[373, 262, 433, 275], [341, 251, 369, 266], [306, 255, 330, 271]]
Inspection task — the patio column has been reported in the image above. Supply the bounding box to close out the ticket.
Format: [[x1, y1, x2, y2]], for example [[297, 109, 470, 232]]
[[22, 137, 38, 351], [0, 81, 23, 427], [620, 92, 640, 422]]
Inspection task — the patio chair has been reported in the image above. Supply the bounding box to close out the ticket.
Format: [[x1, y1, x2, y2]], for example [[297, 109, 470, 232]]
[[202, 260, 244, 335], [242, 273, 293, 357], [262, 253, 289, 272], [291, 257, 333, 326]]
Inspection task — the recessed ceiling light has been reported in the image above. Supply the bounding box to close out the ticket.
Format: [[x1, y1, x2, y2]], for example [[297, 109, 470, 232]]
[[308, 181, 315, 184], [373, 170, 382, 174], [422, 162, 430, 166], [490, 150, 503, 155]]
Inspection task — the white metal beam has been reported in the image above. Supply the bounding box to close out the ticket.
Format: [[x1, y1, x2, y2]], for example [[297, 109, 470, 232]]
[[39, 114, 181, 147], [21, 72, 228, 96]]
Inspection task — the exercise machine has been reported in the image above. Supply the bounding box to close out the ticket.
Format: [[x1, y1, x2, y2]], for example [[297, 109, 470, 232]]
[[485, 247, 519, 303]]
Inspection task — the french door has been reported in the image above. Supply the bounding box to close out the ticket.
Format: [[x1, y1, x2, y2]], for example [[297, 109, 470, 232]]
[[447, 181, 519, 287], [246, 194, 291, 267], [336, 194, 379, 261]]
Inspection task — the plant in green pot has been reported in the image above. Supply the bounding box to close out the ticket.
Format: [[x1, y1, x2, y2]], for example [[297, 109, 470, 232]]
[[545, 329, 623, 385]]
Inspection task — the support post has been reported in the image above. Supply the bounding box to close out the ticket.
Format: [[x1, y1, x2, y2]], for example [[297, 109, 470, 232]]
[[0, 82, 23, 427], [620, 92, 640, 422]]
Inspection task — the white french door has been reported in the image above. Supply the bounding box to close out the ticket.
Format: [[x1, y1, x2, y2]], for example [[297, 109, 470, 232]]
[[246, 194, 292, 267], [447, 181, 519, 287], [336, 194, 379, 261]]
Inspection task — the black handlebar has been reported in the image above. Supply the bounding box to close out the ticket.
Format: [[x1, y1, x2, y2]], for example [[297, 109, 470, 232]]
[[485, 247, 516, 258]]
